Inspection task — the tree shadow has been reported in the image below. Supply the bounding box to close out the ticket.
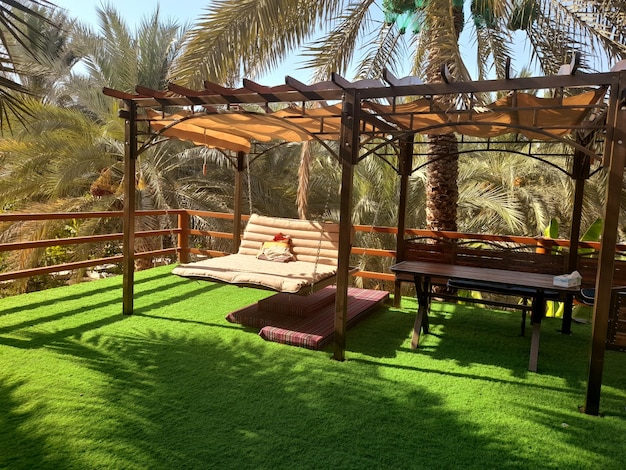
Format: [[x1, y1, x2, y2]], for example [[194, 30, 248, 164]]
[[2, 270, 625, 469], [0, 269, 227, 349], [0, 379, 72, 469], [344, 303, 416, 358], [0, 267, 175, 317], [389, 301, 593, 380], [20, 331, 524, 469]]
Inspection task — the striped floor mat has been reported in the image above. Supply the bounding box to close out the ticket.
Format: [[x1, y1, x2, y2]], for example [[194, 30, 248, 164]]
[[226, 286, 388, 349]]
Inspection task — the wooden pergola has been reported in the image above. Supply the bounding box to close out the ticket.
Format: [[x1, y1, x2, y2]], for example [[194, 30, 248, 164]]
[[104, 61, 626, 415]]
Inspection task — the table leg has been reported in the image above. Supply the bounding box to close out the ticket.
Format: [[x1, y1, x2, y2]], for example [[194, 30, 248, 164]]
[[560, 293, 573, 334], [528, 291, 545, 372], [411, 274, 431, 349], [528, 322, 541, 372]]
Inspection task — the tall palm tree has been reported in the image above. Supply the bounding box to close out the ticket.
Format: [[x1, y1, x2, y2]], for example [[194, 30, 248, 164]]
[[3, 3, 79, 103], [173, 0, 626, 231]]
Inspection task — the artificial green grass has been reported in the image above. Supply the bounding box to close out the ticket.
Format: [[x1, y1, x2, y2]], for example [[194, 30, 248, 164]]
[[1, 265, 625, 469]]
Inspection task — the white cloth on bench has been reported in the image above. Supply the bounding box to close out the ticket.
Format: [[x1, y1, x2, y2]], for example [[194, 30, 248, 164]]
[[172, 214, 341, 294]]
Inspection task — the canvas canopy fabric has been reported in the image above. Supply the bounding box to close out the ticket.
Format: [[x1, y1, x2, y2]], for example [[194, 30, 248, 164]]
[[146, 90, 603, 152], [365, 89, 604, 140]]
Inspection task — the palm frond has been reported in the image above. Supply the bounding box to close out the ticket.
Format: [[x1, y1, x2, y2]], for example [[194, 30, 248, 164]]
[[354, 21, 407, 80], [173, 0, 344, 86], [302, 0, 377, 81], [474, 21, 513, 80]]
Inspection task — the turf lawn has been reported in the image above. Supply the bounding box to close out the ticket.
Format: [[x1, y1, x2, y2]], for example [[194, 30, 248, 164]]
[[1, 265, 625, 469]]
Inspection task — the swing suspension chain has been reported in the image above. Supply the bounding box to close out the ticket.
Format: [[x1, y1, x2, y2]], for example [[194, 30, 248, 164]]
[[246, 153, 253, 216], [310, 169, 334, 293]]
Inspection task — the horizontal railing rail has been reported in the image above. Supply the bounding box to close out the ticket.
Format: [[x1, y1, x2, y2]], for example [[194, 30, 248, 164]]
[[1, 210, 625, 287]]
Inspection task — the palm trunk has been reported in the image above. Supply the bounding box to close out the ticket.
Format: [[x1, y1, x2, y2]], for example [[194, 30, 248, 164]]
[[425, 133, 459, 231], [297, 141, 312, 219], [423, 1, 464, 231]]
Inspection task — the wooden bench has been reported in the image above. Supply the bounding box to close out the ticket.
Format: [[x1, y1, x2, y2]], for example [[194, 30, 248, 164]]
[[581, 287, 626, 352], [396, 237, 626, 337]]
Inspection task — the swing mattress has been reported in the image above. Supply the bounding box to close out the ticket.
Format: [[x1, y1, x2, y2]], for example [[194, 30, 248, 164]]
[[172, 214, 348, 294], [172, 254, 339, 293]]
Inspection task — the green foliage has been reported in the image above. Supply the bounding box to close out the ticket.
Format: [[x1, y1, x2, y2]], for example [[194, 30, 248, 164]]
[[579, 218, 603, 256], [471, 0, 496, 28], [382, 0, 417, 15], [508, 0, 538, 31], [544, 218, 559, 239], [582, 218, 603, 242]]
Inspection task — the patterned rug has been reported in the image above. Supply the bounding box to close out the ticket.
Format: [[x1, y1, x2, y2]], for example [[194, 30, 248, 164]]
[[226, 286, 389, 349]]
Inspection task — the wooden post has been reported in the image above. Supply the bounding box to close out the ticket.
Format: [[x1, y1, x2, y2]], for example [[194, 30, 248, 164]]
[[583, 71, 626, 415], [560, 153, 590, 334], [177, 211, 189, 264], [233, 152, 245, 253], [334, 91, 359, 361], [394, 134, 414, 307], [568, 152, 590, 271], [122, 100, 137, 315]]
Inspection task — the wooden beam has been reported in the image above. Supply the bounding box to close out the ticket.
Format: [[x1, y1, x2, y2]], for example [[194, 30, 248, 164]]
[[568, 152, 591, 272], [394, 134, 413, 306], [233, 152, 245, 253]]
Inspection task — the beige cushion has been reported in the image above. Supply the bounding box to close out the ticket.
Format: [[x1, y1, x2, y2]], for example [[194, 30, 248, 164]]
[[172, 254, 337, 293], [238, 214, 340, 266]]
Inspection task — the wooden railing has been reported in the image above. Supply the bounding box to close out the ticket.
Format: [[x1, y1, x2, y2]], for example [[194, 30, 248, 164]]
[[1, 209, 625, 287]]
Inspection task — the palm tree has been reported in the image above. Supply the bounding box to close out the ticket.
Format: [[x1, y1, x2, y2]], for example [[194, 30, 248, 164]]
[[0, 0, 63, 123], [173, 0, 626, 231], [3, 3, 79, 103], [0, 5, 220, 287], [64, 5, 194, 269]]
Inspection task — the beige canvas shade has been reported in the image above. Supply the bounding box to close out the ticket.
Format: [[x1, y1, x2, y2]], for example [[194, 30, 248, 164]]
[[146, 104, 377, 151], [365, 90, 603, 140], [146, 90, 602, 152], [147, 109, 252, 152], [272, 104, 343, 139], [146, 107, 331, 152]]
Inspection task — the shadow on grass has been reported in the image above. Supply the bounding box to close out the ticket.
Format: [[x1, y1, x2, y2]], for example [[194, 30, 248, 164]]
[[393, 302, 592, 378], [2, 270, 626, 469], [344, 303, 416, 358], [10, 332, 519, 469], [0, 267, 175, 317], [0, 267, 227, 349], [0, 379, 74, 470]]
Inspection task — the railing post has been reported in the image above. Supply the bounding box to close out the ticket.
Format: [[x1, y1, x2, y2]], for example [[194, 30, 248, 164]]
[[535, 237, 548, 254], [178, 211, 190, 264]]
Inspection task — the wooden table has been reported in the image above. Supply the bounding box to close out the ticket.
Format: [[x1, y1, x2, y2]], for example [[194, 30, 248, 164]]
[[390, 260, 580, 372]]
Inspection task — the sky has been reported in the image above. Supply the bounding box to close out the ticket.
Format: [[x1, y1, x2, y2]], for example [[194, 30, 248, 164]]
[[51, 0, 310, 85], [52, 0, 206, 28]]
